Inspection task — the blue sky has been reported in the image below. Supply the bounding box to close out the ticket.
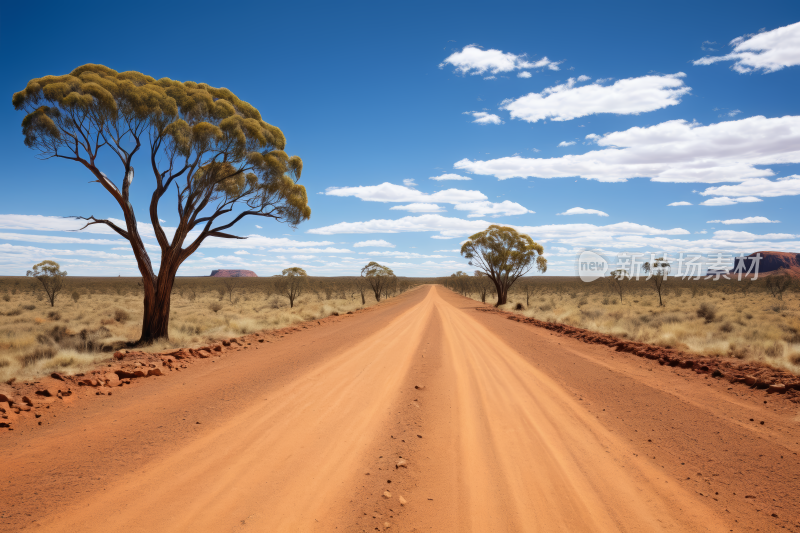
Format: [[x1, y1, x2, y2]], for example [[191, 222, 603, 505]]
[[1, 0, 799, 277]]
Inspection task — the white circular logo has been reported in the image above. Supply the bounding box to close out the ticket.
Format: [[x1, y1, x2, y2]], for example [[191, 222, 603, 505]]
[[577, 250, 608, 282]]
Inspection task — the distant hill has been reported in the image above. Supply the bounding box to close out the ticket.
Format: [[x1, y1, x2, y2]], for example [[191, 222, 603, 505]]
[[209, 269, 258, 278], [731, 251, 800, 278]]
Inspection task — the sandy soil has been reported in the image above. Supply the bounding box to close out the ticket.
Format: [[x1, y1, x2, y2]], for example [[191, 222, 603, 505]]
[[1, 285, 799, 532]]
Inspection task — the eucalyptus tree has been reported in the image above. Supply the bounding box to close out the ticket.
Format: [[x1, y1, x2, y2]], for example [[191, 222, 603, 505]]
[[461, 225, 546, 306], [26, 260, 67, 307], [13, 64, 310, 342], [275, 267, 308, 308], [642, 257, 670, 306], [361, 262, 395, 302]]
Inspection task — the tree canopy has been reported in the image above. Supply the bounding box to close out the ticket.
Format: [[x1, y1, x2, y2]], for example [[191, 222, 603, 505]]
[[276, 267, 308, 308], [13, 64, 310, 341], [361, 262, 395, 302], [26, 260, 67, 307], [460, 225, 546, 306]]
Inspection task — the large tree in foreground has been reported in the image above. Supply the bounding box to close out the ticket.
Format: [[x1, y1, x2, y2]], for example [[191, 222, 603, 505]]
[[13, 64, 310, 342], [461, 225, 546, 306]]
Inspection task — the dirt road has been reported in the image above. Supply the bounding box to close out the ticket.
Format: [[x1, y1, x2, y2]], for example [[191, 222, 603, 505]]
[[2, 286, 799, 532]]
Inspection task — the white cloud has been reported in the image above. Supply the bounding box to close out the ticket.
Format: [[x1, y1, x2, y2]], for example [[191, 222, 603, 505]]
[[464, 111, 503, 125], [255, 225, 262, 229], [0, 232, 126, 245], [517, 71, 532, 78], [266, 247, 352, 253], [699, 196, 763, 206], [358, 251, 449, 259], [558, 141, 576, 147], [308, 213, 689, 240], [712, 230, 796, 241], [429, 173, 471, 181], [390, 203, 446, 213], [727, 109, 741, 117], [292, 255, 316, 260], [403, 179, 417, 187], [556, 207, 609, 217], [707, 216, 780, 224], [453, 200, 533, 218], [233, 250, 250, 255], [499, 73, 689, 123], [668, 201, 692, 206], [577, 75, 591, 82], [353, 239, 395, 248], [440, 44, 560, 75], [454, 115, 800, 183], [693, 21, 800, 73], [325, 182, 486, 204], [699, 175, 800, 197]]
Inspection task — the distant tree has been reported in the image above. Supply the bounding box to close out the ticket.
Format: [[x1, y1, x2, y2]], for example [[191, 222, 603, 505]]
[[222, 278, 238, 303], [275, 267, 307, 308], [26, 260, 67, 307], [354, 277, 369, 305], [607, 268, 629, 303], [642, 257, 670, 306], [13, 64, 310, 342], [71, 290, 80, 303], [473, 271, 492, 303], [765, 271, 794, 301], [460, 225, 546, 306], [361, 262, 395, 302], [450, 271, 472, 296]]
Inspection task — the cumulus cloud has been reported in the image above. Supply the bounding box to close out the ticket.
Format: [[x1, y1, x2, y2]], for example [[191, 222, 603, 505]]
[[693, 21, 800, 73], [700, 196, 763, 206], [699, 175, 800, 197], [353, 239, 395, 248], [464, 111, 503, 125], [440, 44, 560, 75], [308, 213, 688, 240], [453, 201, 533, 218], [577, 75, 591, 82], [292, 255, 316, 260], [668, 201, 692, 206], [0, 232, 126, 246], [429, 173, 471, 181], [358, 251, 449, 259], [454, 115, 800, 183], [707, 216, 779, 224], [556, 207, 609, 216], [325, 182, 486, 204], [390, 203, 446, 213], [403, 178, 417, 187], [517, 71, 532, 78], [558, 141, 576, 147], [499, 73, 689, 123]]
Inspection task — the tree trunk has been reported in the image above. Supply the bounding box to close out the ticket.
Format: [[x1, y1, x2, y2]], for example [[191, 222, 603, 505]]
[[139, 277, 173, 343]]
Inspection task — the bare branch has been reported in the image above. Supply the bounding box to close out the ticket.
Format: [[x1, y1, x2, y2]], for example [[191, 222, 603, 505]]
[[70, 215, 130, 240]]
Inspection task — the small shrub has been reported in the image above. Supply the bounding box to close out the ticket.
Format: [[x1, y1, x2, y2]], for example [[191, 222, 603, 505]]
[[697, 303, 717, 323], [113, 309, 130, 323], [210, 302, 223, 313], [764, 342, 784, 359], [539, 303, 553, 312], [601, 297, 610, 305], [577, 297, 588, 307], [719, 322, 733, 333], [22, 345, 58, 367], [72, 291, 80, 303], [2, 293, 9, 302], [5, 308, 22, 317], [789, 352, 800, 366], [744, 312, 753, 320], [47, 310, 62, 321], [22, 304, 36, 311], [515, 303, 526, 310]]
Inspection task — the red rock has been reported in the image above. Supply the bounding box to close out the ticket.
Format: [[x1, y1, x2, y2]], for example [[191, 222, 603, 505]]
[[767, 384, 787, 393], [113, 351, 126, 360], [147, 368, 163, 377], [744, 376, 757, 386], [36, 388, 60, 398], [209, 269, 258, 277], [21, 396, 33, 406], [51, 372, 65, 381]]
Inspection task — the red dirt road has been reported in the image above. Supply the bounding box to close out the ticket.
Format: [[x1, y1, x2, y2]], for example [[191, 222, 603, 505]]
[[2, 286, 799, 532]]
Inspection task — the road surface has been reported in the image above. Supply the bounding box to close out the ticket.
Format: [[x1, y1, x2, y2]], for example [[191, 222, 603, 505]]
[[2, 285, 799, 532]]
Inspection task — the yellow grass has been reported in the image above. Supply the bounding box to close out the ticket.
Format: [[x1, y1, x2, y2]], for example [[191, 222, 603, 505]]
[[0, 282, 382, 383], [485, 288, 800, 374]]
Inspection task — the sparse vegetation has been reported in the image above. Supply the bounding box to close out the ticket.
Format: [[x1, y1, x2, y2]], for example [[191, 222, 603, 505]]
[[449, 274, 800, 374], [0, 275, 419, 383]]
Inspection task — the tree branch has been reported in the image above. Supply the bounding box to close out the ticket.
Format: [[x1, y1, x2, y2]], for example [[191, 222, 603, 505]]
[[70, 216, 130, 240]]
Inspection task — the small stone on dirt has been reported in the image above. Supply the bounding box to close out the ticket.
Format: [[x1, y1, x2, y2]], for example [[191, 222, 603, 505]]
[[398, 496, 407, 505], [382, 491, 392, 499]]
